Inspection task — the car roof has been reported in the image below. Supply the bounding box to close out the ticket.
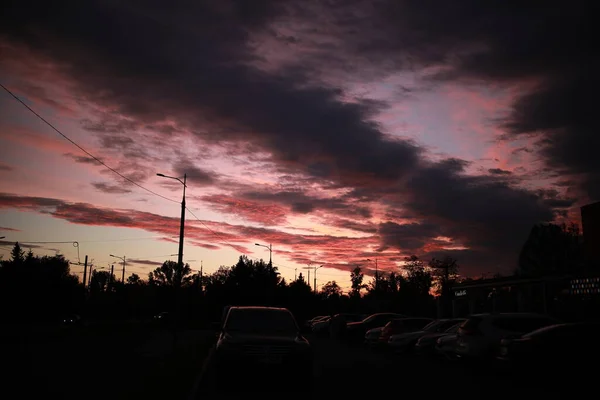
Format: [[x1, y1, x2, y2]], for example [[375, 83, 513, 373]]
[[228, 306, 289, 312], [469, 313, 553, 318]]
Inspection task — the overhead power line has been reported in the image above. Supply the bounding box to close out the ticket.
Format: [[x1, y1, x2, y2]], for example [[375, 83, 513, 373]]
[[1, 83, 350, 277], [0, 83, 178, 204]]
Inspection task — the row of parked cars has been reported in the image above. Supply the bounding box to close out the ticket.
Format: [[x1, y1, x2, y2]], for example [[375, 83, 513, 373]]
[[307, 311, 600, 373], [360, 312, 600, 372]]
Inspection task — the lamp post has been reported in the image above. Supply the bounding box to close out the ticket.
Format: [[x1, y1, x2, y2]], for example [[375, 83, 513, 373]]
[[314, 264, 323, 294], [255, 242, 272, 266], [157, 173, 187, 268], [110, 254, 126, 283], [366, 258, 378, 289]]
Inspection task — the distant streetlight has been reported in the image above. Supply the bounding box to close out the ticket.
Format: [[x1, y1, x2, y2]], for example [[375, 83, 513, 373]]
[[110, 254, 126, 282], [314, 265, 323, 294], [255, 243, 272, 266], [366, 258, 379, 289], [157, 172, 187, 268]]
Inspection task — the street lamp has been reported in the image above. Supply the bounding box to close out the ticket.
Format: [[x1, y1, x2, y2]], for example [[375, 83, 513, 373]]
[[314, 264, 323, 294], [366, 258, 378, 288], [255, 243, 272, 266], [110, 254, 126, 282], [157, 172, 187, 268]]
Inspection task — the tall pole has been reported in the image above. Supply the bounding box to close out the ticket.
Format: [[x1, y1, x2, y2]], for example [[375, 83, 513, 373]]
[[314, 265, 323, 294], [375, 258, 378, 290], [121, 256, 126, 283], [82, 255, 88, 291], [294, 268, 297, 280], [269, 243, 272, 266], [177, 173, 187, 269], [110, 264, 114, 290], [308, 270, 310, 290]]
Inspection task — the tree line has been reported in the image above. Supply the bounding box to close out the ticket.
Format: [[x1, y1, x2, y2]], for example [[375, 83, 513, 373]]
[[0, 243, 459, 325], [0, 221, 582, 325]]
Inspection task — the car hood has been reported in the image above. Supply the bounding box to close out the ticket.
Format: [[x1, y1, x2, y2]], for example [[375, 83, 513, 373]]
[[346, 322, 362, 329], [224, 332, 299, 344], [437, 333, 457, 343]]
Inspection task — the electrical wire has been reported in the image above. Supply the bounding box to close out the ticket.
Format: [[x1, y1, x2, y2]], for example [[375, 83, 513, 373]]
[[0, 83, 178, 204], [1, 83, 350, 281]]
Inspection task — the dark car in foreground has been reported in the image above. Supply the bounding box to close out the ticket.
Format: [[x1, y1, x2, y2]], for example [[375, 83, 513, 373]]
[[213, 306, 312, 390], [497, 322, 600, 377]]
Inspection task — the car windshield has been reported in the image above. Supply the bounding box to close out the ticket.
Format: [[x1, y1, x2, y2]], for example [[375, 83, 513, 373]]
[[362, 313, 398, 324], [225, 308, 298, 334]]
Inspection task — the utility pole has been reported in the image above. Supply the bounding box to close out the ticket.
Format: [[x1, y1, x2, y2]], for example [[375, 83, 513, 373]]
[[314, 265, 323, 294], [177, 174, 187, 269], [88, 263, 93, 287], [156, 172, 187, 269], [307, 270, 310, 290], [110, 264, 114, 290], [375, 258, 378, 290], [121, 256, 125, 283], [82, 255, 88, 291], [294, 268, 297, 280], [200, 260, 203, 292], [110, 254, 126, 283]]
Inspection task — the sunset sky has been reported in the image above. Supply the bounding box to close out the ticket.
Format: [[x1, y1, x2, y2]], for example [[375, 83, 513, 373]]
[[0, 1, 595, 291]]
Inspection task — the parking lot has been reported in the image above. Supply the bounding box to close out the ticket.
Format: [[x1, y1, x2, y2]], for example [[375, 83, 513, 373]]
[[193, 334, 576, 397]]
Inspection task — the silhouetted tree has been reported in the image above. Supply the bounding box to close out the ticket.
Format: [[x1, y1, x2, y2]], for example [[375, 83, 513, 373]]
[[429, 257, 460, 296], [350, 266, 366, 297], [127, 273, 144, 285], [90, 270, 112, 293], [519, 222, 583, 276], [10, 242, 24, 264], [321, 281, 342, 298], [148, 261, 193, 288]]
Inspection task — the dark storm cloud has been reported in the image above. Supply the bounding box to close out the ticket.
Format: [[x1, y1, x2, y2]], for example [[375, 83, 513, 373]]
[[378, 221, 441, 251], [488, 168, 512, 176], [91, 182, 132, 194], [173, 160, 219, 186], [242, 190, 372, 218], [311, 0, 597, 199], [0, 0, 571, 274]]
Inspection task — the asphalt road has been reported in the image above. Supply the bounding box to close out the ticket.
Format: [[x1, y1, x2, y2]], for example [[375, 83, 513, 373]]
[[192, 335, 580, 398]]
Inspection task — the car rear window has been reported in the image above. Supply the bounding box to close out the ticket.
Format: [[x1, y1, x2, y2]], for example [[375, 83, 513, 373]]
[[225, 308, 298, 334], [491, 316, 557, 333]]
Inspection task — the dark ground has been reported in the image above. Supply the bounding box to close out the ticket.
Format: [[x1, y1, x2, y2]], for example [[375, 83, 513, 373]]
[[3, 325, 582, 399]]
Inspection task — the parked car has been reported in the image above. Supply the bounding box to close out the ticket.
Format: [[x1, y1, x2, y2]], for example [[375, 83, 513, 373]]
[[497, 322, 600, 375], [435, 331, 460, 360], [346, 313, 406, 343], [380, 317, 434, 346], [364, 327, 385, 347], [455, 313, 560, 359], [311, 316, 331, 336], [389, 318, 464, 353], [213, 306, 312, 390], [415, 320, 465, 355]]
